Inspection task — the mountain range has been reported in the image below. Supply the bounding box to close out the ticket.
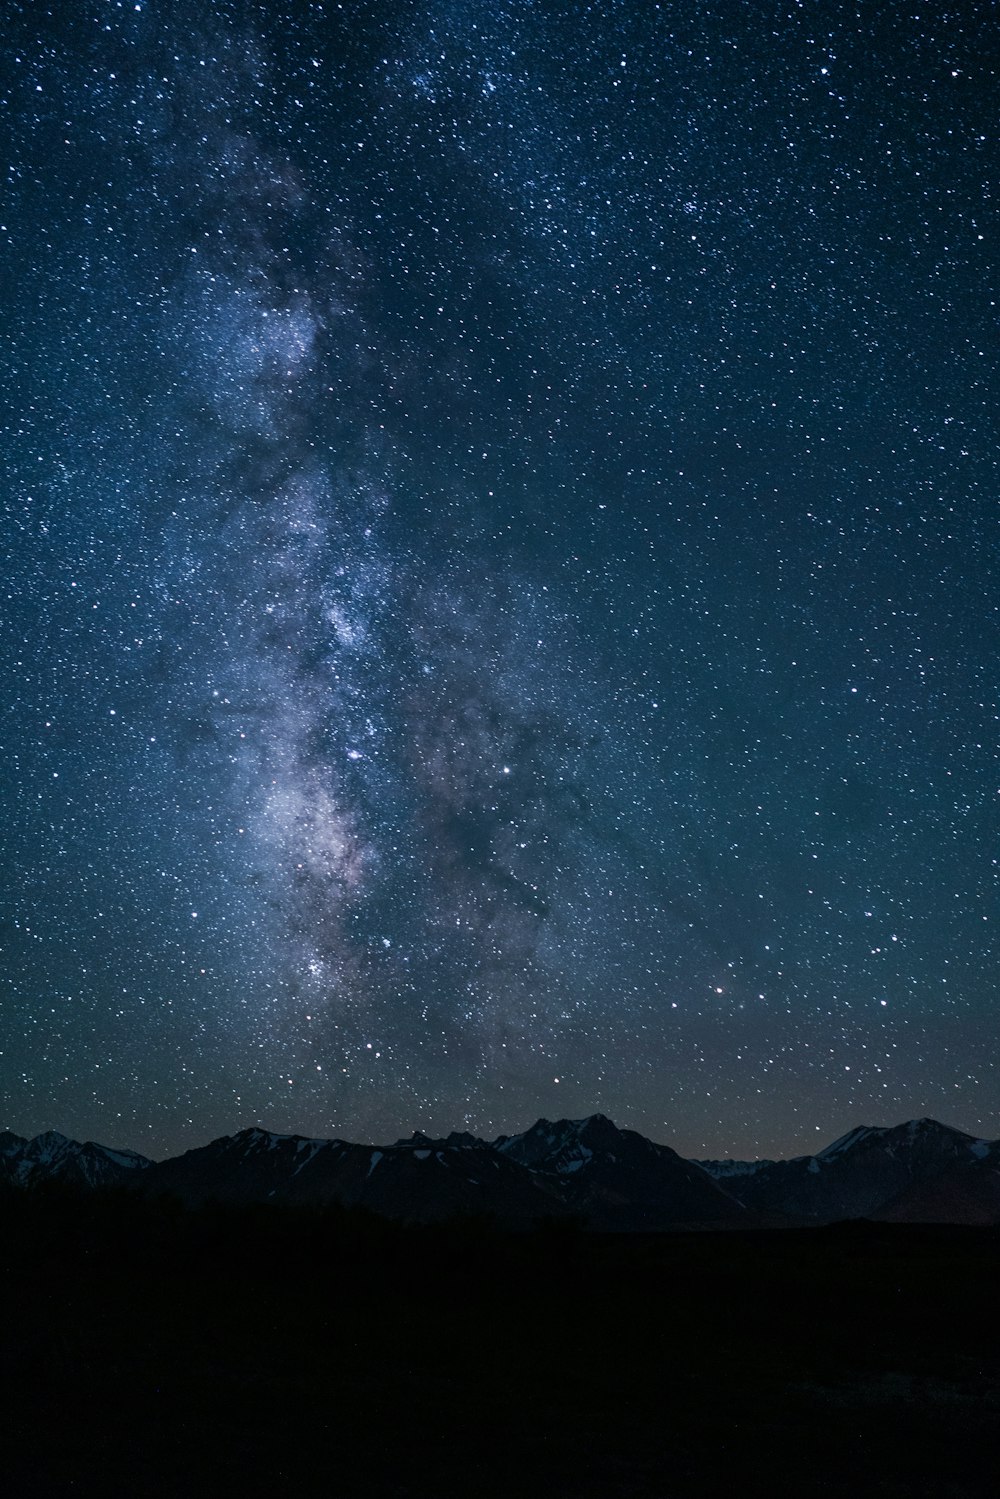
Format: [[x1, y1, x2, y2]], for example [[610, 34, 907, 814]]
[[2, 1114, 997, 1228]]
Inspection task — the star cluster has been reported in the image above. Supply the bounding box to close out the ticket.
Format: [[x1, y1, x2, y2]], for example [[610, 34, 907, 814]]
[[1, 0, 996, 1157]]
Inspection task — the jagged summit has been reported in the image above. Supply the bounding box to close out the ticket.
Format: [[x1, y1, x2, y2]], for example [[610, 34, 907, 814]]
[[495, 1113, 627, 1165]]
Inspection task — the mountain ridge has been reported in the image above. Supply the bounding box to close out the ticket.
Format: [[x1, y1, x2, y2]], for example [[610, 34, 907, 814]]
[[2, 1113, 996, 1227]]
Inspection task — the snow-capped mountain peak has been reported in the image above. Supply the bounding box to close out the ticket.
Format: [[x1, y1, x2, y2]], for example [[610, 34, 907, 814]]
[[814, 1125, 886, 1163]]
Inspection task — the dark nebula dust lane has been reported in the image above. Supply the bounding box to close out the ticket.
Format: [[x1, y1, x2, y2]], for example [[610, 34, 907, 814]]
[[2, 0, 997, 1157]]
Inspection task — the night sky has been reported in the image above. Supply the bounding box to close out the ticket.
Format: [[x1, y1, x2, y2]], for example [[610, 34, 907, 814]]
[[2, 0, 997, 1160]]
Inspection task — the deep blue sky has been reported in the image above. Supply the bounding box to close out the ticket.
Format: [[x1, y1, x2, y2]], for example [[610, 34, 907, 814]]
[[2, 0, 997, 1158]]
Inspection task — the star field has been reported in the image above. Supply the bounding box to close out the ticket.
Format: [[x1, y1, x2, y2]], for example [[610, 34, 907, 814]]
[[1, 0, 997, 1158]]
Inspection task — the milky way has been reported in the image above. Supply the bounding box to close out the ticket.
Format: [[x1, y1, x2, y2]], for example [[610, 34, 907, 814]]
[[2, 0, 997, 1156]]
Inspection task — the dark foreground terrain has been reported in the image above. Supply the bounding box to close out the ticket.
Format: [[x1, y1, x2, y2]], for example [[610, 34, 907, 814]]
[[2, 1185, 997, 1498]]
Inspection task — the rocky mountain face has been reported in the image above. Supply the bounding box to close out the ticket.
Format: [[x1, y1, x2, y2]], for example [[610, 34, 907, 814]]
[[700, 1118, 996, 1223], [495, 1113, 744, 1229], [0, 1130, 151, 1189], [3, 1114, 996, 1226]]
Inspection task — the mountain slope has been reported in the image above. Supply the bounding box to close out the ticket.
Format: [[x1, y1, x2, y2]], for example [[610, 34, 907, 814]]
[[875, 1140, 1000, 1226]]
